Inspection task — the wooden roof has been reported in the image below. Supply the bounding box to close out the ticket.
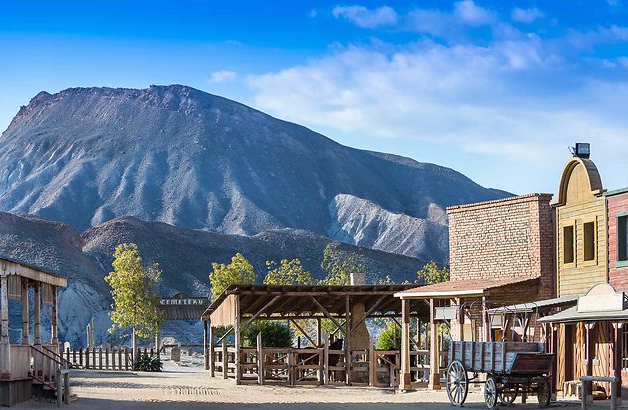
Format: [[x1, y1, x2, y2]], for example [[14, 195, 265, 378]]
[[202, 284, 428, 325], [0, 257, 68, 288], [395, 277, 540, 299]]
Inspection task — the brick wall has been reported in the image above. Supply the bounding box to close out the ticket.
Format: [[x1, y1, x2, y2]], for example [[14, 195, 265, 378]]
[[607, 190, 628, 291], [447, 193, 556, 300]]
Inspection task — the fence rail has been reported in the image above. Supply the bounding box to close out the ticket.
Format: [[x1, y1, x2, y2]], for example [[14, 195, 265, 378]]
[[63, 347, 157, 371], [210, 342, 440, 387]]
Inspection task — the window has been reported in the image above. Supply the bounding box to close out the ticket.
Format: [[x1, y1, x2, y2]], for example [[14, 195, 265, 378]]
[[564, 225, 575, 264], [583, 221, 596, 262], [619, 215, 628, 263]]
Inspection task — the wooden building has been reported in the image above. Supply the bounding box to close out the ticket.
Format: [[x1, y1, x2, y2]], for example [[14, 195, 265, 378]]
[[0, 257, 69, 406], [200, 283, 429, 388], [552, 156, 607, 297], [395, 193, 557, 391]]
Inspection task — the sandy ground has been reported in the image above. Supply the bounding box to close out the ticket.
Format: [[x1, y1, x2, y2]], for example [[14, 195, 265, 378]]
[[15, 360, 584, 410]]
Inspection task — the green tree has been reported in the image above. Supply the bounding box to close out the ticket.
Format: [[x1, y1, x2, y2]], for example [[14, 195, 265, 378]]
[[209, 253, 256, 300], [375, 322, 401, 350], [417, 261, 450, 285], [243, 321, 293, 348], [264, 258, 314, 285], [105, 243, 162, 359], [319, 243, 366, 285]]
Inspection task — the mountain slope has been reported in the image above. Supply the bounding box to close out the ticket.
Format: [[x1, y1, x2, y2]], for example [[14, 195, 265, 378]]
[[0, 211, 427, 345], [0, 85, 510, 262]]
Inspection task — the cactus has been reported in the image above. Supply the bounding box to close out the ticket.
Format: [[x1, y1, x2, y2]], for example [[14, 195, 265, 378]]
[[86, 317, 96, 347]]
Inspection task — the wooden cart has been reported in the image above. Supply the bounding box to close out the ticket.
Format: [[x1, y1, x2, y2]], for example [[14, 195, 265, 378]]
[[446, 341, 554, 409]]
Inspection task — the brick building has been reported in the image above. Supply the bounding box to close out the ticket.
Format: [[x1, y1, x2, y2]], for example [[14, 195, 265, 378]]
[[607, 188, 628, 291], [395, 193, 556, 391], [448, 193, 555, 301]]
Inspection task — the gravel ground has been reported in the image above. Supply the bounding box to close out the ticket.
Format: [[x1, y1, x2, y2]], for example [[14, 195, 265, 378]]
[[15, 360, 584, 410]]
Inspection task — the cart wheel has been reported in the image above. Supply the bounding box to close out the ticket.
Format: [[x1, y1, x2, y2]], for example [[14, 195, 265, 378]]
[[537, 380, 551, 408], [499, 384, 518, 406], [446, 360, 469, 407], [485, 376, 498, 409]]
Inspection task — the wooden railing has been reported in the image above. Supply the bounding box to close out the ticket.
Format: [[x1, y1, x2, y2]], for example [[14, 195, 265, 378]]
[[63, 347, 152, 371], [210, 343, 437, 387]]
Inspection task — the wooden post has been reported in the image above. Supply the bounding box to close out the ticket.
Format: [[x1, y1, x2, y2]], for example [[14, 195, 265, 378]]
[[613, 322, 623, 406], [368, 337, 375, 387], [56, 369, 62, 407], [323, 338, 330, 384], [257, 332, 265, 385], [155, 325, 160, 354], [400, 298, 412, 391], [235, 294, 242, 385], [204, 321, 209, 371], [124, 347, 129, 371], [0, 275, 10, 378], [85, 346, 90, 369], [34, 282, 41, 345], [222, 342, 228, 379], [344, 295, 351, 385], [428, 298, 441, 390], [99, 348, 103, 370], [209, 323, 215, 377], [21, 278, 29, 344], [288, 348, 295, 386], [482, 296, 489, 342], [106, 347, 110, 370], [51, 286, 59, 346], [317, 318, 322, 348], [118, 348, 122, 371]]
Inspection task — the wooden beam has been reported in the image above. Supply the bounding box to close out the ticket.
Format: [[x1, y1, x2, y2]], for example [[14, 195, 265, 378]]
[[243, 295, 282, 328], [400, 298, 412, 391], [235, 295, 242, 385], [345, 295, 351, 385], [0, 275, 10, 378], [310, 296, 346, 335], [215, 326, 234, 345], [21, 277, 29, 345], [290, 319, 317, 346], [34, 282, 41, 345], [350, 295, 387, 334]]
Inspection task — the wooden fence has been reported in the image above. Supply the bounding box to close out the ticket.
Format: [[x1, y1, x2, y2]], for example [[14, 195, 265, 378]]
[[210, 342, 437, 387], [63, 347, 157, 371]]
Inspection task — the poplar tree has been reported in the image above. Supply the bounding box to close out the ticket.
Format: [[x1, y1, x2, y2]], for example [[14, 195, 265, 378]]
[[105, 243, 162, 360], [263, 258, 314, 285], [209, 253, 256, 300]]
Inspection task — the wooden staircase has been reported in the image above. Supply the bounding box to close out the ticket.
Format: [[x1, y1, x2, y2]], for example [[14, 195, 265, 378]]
[[30, 344, 74, 405]]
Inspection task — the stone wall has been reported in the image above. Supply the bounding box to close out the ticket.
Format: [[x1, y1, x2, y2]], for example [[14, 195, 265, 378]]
[[447, 193, 556, 301]]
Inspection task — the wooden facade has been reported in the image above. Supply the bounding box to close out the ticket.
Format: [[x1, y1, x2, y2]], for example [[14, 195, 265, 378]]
[[0, 257, 70, 406], [552, 157, 607, 296]]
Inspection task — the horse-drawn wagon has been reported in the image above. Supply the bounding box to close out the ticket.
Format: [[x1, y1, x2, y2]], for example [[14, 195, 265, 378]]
[[446, 341, 554, 409]]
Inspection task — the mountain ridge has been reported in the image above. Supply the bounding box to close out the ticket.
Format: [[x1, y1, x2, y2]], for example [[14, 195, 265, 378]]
[[0, 84, 512, 263]]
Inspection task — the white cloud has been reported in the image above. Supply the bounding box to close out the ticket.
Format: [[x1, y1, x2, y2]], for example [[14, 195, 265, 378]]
[[246, 36, 628, 169], [511, 7, 544, 24], [332, 5, 398, 29], [453, 0, 496, 26], [208, 70, 237, 84]]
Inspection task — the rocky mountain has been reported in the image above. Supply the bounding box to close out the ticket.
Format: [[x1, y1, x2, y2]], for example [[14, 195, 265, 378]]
[[0, 211, 427, 346], [0, 85, 510, 263]]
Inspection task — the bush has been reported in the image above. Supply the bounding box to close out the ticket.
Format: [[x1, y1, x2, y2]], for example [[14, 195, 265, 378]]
[[133, 354, 163, 372], [243, 321, 293, 348], [375, 322, 401, 350]]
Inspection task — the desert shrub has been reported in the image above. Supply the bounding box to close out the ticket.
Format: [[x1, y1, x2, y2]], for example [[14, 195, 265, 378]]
[[133, 354, 163, 372], [243, 321, 293, 348]]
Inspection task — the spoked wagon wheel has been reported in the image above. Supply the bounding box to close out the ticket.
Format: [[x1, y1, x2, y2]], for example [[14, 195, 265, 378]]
[[484, 376, 498, 409], [536, 380, 551, 408], [446, 360, 469, 407], [499, 384, 518, 406]]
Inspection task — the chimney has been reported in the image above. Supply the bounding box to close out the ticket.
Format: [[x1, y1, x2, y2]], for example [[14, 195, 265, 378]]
[[350, 272, 366, 286]]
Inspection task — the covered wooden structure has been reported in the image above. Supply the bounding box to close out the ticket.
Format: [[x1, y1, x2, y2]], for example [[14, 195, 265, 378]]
[[395, 276, 542, 391], [201, 284, 429, 387], [0, 257, 69, 406]]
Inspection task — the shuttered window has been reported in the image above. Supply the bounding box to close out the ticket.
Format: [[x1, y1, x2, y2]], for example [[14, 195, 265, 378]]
[[564, 225, 575, 264], [619, 215, 628, 263]]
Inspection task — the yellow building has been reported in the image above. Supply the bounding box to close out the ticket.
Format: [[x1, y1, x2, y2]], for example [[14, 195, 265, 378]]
[[552, 156, 607, 296]]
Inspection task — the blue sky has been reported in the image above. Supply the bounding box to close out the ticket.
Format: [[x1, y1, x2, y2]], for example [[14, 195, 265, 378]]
[[2, 0, 628, 195]]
